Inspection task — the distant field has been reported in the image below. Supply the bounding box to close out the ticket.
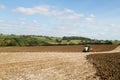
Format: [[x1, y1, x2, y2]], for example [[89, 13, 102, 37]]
[[0, 45, 117, 52], [87, 53, 120, 80]]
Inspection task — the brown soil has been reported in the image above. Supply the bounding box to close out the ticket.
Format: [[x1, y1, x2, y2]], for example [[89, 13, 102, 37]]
[[87, 53, 120, 80], [0, 45, 119, 80], [0, 52, 99, 80], [0, 45, 117, 52]]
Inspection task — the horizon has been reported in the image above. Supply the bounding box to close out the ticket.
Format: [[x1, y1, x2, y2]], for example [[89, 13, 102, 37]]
[[0, 0, 120, 40]]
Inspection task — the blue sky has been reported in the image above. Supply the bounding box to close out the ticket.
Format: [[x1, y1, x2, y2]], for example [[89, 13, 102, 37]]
[[0, 0, 120, 40]]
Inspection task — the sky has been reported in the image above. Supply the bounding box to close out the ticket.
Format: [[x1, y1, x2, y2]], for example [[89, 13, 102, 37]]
[[0, 0, 120, 40]]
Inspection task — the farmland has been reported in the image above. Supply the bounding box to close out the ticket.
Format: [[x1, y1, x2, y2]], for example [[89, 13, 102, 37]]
[[0, 45, 119, 80], [87, 53, 120, 80], [0, 45, 117, 52], [0, 52, 100, 80], [0, 0, 120, 80]]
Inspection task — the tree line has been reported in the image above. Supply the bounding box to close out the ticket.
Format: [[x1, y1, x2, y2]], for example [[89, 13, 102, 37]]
[[0, 34, 119, 46]]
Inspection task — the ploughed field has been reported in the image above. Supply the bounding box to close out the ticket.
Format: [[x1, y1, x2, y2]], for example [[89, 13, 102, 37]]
[[0, 52, 99, 80], [0, 45, 117, 52], [87, 53, 120, 80], [0, 45, 119, 80]]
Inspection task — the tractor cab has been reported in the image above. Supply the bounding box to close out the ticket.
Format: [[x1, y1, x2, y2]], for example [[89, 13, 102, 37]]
[[83, 44, 92, 52]]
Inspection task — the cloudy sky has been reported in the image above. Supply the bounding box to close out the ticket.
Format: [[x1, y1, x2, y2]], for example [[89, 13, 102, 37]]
[[0, 0, 120, 40]]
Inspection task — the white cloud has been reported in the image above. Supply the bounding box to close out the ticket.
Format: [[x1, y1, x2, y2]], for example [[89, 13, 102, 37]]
[[59, 13, 84, 19], [109, 24, 120, 28], [34, 5, 51, 15], [0, 19, 45, 35], [13, 7, 35, 15], [90, 14, 96, 18], [0, 20, 4, 22], [64, 9, 74, 13], [110, 24, 116, 27], [85, 17, 96, 23], [0, 4, 5, 10], [32, 20, 38, 24], [0, 19, 38, 28], [13, 5, 84, 20], [47, 23, 83, 37]]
